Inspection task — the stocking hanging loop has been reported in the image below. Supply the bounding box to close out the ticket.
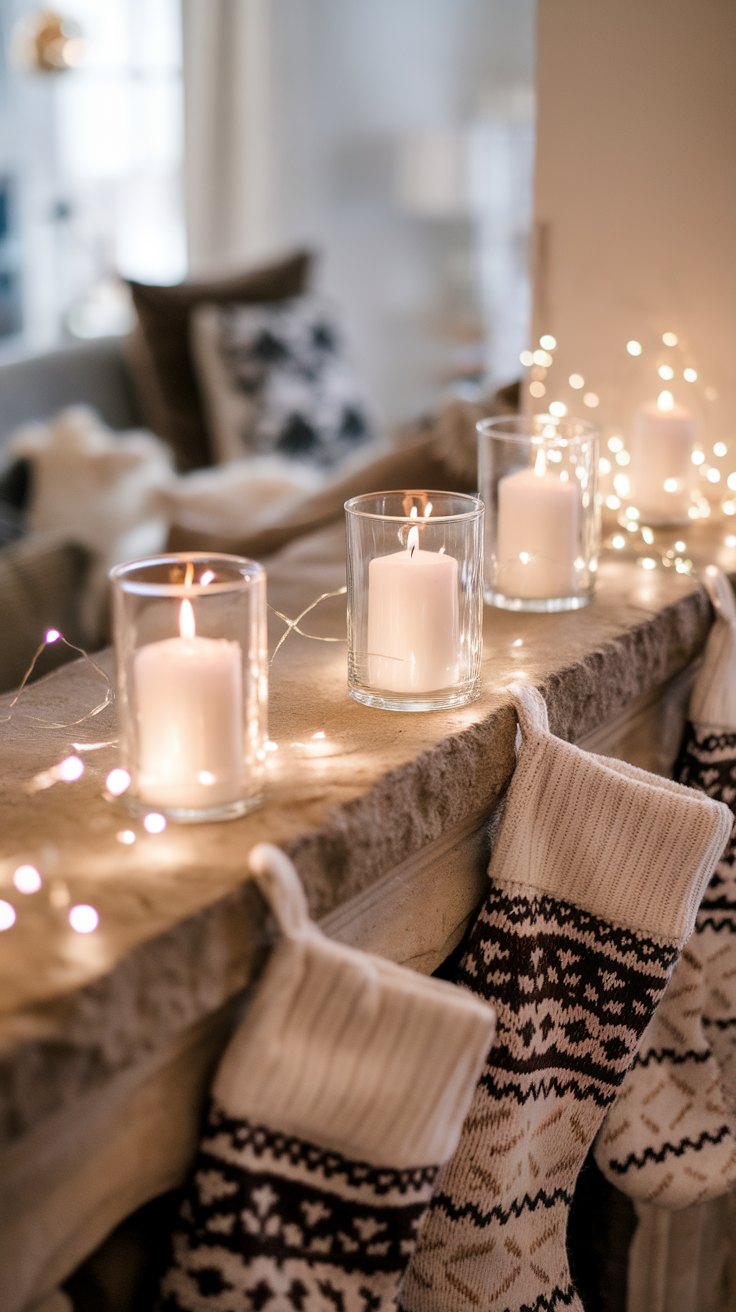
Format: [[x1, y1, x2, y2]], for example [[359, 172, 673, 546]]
[[703, 566, 736, 625], [509, 680, 550, 736], [248, 842, 314, 939]]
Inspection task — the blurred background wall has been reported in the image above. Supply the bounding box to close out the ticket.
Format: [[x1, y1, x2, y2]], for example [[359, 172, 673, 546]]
[[531, 0, 736, 455], [183, 0, 536, 425], [0, 0, 536, 428]]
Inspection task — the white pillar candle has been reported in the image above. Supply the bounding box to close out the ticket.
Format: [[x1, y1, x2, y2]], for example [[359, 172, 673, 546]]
[[630, 394, 696, 524], [134, 599, 244, 809], [496, 450, 580, 599], [367, 525, 459, 693]]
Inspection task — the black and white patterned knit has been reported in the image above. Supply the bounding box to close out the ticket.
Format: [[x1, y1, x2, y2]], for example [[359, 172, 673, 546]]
[[594, 574, 736, 1210], [159, 1103, 437, 1312], [678, 727, 736, 1119], [157, 842, 496, 1312], [399, 890, 677, 1312], [218, 295, 374, 467], [398, 682, 731, 1312]]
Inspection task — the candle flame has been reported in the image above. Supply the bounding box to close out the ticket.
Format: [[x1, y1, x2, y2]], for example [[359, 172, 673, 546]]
[[179, 598, 196, 639], [424, 502, 433, 518], [409, 506, 418, 519], [184, 561, 194, 587], [407, 525, 419, 555], [200, 569, 215, 586], [534, 448, 547, 477], [657, 390, 674, 412]]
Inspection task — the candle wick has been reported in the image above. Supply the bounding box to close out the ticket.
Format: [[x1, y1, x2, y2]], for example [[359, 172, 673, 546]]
[[411, 544, 415, 558]]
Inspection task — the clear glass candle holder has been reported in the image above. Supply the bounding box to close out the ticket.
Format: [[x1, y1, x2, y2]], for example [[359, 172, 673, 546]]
[[345, 490, 484, 712], [110, 553, 268, 823], [478, 415, 600, 612]]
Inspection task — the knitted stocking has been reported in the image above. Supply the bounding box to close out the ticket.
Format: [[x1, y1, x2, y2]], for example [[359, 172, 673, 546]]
[[158, 844, 496, 1312], [594, 570, 736, 1208], [679, 569, 736, 1113], [398, 682, 731, 1312]]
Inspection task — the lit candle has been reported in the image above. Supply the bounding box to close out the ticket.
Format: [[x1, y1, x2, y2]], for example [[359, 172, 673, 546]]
[[367, 520, 459, 693], [630, 393, 696, 524], [134, 597, 244, 809], [496, 449, 580, 599]]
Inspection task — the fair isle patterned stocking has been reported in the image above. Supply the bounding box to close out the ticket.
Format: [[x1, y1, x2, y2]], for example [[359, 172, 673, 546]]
[[398, 682, 731, 1312], [680, 570, 736, 1118], [595, 569, 736, 1207], [158, 844, 496, 1312]]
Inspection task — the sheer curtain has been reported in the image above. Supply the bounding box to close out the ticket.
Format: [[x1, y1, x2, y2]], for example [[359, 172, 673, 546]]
[[182, 0, 281, 278]]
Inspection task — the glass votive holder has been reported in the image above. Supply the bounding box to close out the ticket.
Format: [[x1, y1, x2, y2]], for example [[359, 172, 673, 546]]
[[477, 415, 600, 612], [110, 553, 268, 823], [345, 490, 484, 712]]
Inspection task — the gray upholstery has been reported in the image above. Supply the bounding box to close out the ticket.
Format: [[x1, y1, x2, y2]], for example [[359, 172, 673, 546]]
[[0, 337, 142, 457]]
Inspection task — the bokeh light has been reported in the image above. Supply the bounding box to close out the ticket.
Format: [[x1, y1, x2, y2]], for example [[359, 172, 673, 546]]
[[0, 900, 15, 930], [106, 768, 131, 796], [69, 904, 99, 934], [13, 864, 41, 894]]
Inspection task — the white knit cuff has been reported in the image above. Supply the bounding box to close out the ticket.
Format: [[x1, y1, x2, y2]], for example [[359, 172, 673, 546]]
[[212, 844, 496, 1169], [489, 683, 733, 948], [689, 569, 736, 733]]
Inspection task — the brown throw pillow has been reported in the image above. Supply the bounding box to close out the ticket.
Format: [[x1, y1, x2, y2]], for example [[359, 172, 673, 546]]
[[0, 532, 92, 694], [127, 250, 313, 473]]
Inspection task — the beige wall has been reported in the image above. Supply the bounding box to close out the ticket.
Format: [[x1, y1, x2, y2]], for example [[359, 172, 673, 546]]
[[532, 0, 736, 452]]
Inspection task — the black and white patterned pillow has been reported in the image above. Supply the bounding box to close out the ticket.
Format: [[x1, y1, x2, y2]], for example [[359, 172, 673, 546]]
[[191, 295, 375, 468]]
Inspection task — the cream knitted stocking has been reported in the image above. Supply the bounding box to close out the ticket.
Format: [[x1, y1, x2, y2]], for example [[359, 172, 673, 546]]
[[158, 844, 496, 1312], [398, 682, 731, 1312], [595, 569, 736, 1207]]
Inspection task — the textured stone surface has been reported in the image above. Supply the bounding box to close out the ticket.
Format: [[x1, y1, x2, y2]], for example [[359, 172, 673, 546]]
[[0, 515, 730, 1149]]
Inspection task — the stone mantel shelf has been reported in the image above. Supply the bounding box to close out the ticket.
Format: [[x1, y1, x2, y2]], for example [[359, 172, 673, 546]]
[[0, 515, 734, 1312]]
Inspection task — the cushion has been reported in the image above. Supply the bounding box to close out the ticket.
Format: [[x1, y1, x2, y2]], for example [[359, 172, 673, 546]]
[[9, 406, 173, 643], [0, 532, 92, 694], [190, 294, 375, 468], [127, 250, 313, 472], [0, 457, 31, 549], [166, 382, 520, 562]]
